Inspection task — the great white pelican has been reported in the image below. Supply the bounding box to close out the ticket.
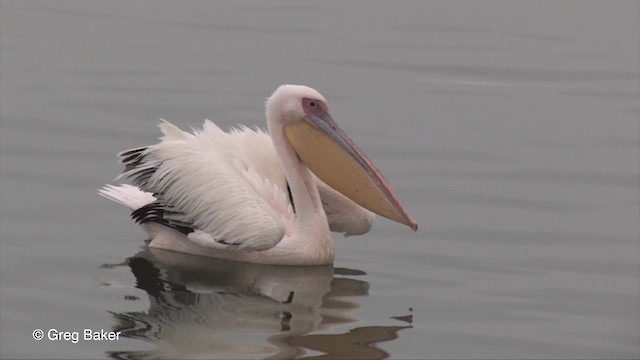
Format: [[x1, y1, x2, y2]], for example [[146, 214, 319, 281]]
[[100, 85, 417, 265]]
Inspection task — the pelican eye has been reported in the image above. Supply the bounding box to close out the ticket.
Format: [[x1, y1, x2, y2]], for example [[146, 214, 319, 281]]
[[303, 98, 326, 115]]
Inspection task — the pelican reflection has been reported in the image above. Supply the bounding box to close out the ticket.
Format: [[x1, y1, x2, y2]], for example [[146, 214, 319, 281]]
[[106, 248, 411, 359]]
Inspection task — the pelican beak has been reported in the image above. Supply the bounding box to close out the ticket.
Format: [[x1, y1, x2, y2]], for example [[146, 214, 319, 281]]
[[284, 113, 418, 231]]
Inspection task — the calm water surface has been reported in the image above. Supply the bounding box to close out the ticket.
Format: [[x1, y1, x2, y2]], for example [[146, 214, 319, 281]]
[[1, 1, 638, 359]]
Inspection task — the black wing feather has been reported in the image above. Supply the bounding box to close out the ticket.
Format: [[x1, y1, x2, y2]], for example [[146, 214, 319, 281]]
[[131, 201, 195, 235]]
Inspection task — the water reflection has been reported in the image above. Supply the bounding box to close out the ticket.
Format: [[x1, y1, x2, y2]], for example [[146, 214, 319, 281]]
[[106, 248, 411, 359]]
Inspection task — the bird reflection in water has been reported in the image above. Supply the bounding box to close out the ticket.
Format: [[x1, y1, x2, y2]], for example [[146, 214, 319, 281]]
[[105, 247, 412, 359]]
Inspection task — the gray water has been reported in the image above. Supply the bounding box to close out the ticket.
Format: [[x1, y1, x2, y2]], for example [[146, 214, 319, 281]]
[[1, 1, 638, 359]]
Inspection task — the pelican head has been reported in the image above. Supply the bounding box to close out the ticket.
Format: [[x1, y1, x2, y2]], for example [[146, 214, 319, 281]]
[[267, 84, 418, 231]]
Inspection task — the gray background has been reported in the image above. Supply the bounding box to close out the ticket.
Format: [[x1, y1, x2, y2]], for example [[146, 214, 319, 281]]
[[1, 1, 638, 358]]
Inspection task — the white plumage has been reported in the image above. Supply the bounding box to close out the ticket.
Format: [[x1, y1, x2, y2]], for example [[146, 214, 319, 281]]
[[136, 120, 292, 251]]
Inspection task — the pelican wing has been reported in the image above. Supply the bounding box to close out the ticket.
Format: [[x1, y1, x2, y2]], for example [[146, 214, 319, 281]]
[[317, 179, 375, 236], [118, 120, 294, 251]]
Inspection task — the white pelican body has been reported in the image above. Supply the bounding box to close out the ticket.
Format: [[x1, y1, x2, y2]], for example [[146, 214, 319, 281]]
[[100, 85, 417, 265]]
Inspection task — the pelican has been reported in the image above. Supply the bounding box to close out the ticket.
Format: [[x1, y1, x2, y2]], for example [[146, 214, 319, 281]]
[[100, 85, 417, 265]]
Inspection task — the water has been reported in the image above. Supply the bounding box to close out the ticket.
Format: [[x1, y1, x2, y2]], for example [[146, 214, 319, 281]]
[[1, 1, 638, 358]]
